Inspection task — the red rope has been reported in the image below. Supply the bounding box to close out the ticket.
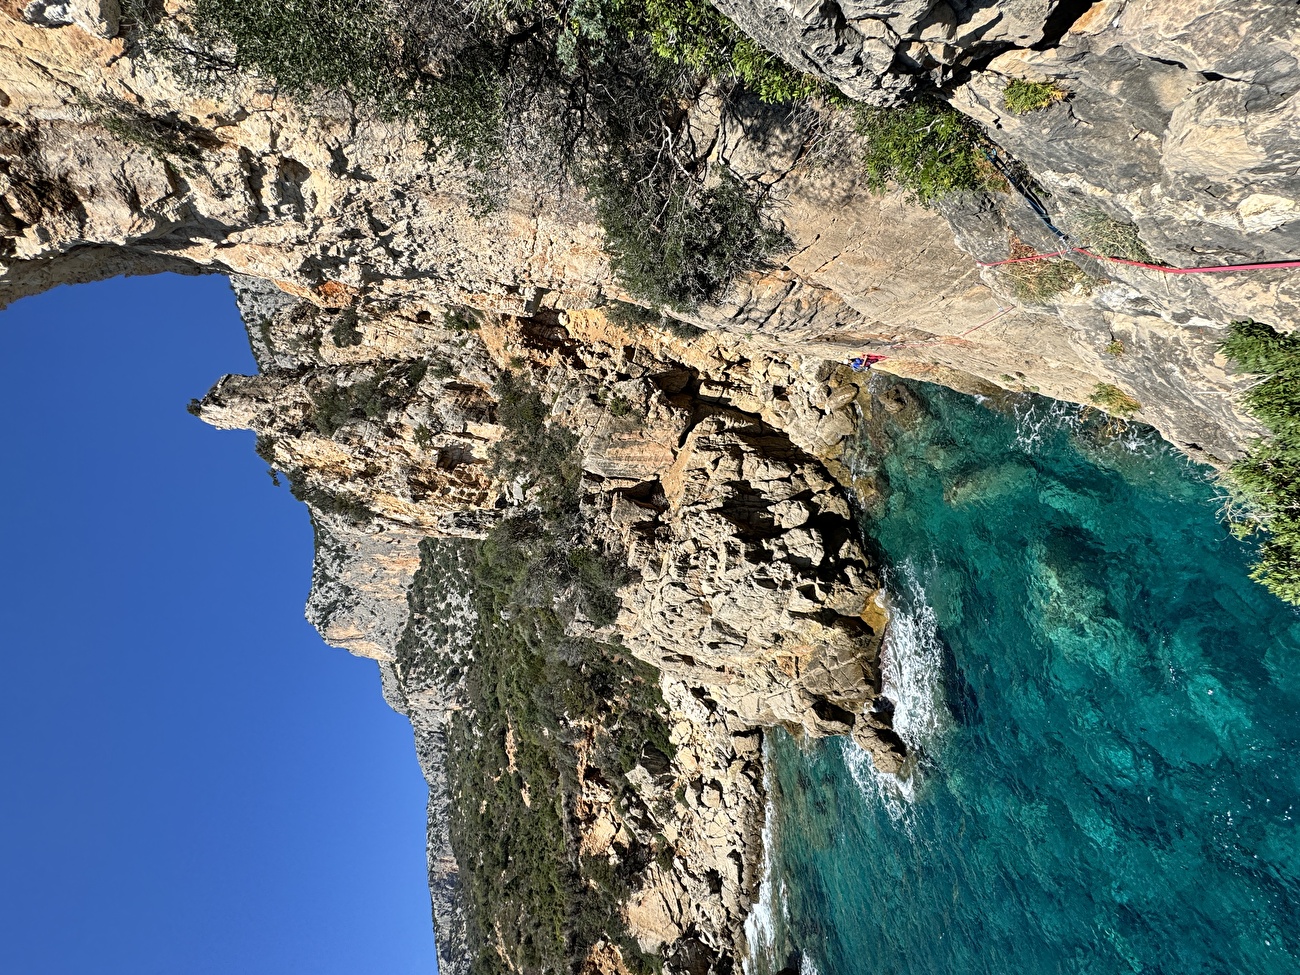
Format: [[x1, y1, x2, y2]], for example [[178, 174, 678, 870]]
[[853, 241, 1299, 368], [977, 247, 1300, 274], [959, 305, 1013, 336], [976, 250, 1071, 267], [852, 304, 1014, 366]]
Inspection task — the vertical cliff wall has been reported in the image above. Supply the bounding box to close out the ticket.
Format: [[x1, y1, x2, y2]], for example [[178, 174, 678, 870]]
[[3, 2, 1297, 973]]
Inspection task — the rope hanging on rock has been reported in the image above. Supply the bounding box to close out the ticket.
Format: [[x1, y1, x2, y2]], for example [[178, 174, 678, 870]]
[[977, 147, 1300, 275], [978, 248, 1300, 274], [847, 150, 1299, 371]]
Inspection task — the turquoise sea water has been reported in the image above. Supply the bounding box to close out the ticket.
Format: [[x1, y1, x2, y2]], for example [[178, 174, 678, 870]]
[[748, 381, 1300, 975]]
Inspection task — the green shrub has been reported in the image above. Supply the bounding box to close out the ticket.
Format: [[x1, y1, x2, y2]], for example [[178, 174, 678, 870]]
[[309, 360, 428, 437], [1076, 209, 1155, 263], [394, 373, 672, 975], [134, 0, 809, 307], [412, 423, 435, 450], [591, 167, 785, 310], [638, 0, 822, 103], [329, 307, 364, 348], [1003, 78, 1067, 115], [1002, 244, 1094, 303], [1105, 340, 1125, 356], [143, 0, 506, 170], [1089, 382, 1141, 418], [606, 301, 664, 328], [288, 475, 372, 524], [1220, 320, 1300, 604], [853, 99, 999, 206], [443, 307, 481, 332], [491, 370, 584, 516], [91, 99, 211, 161]]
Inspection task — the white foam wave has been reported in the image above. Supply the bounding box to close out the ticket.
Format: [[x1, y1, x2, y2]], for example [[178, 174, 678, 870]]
[[844, 736, 914, 822], [849, 567, 948, 819], [877, 572, 947, 752], [799, 953, 821, 975], [1012, 394, 1082, 453], [743, 737, 781, 975]]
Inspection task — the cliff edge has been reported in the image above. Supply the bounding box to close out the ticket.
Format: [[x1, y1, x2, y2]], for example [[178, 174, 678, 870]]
[[2, 2, 1296, 973]]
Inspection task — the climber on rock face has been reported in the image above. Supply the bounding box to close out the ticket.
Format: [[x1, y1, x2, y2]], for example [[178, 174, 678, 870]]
[[849, 355, 886, 371]]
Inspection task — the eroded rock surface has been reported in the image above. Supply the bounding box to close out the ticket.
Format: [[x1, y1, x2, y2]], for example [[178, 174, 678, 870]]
[[3, 2, 1297, 973]]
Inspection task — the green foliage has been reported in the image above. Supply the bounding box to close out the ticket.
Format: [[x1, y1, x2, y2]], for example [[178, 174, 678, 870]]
[[309, 360, 428, 437], [330, 307, 364, 348], [99, 107, 208, 161], [1105, 340, 1125, 357], [412, 423, 435, 451], [853, 99, 999, 206], [395, 373, 673, 975], [1002, 78, 1067, 115], [156, 0, 506, 169], [1076, 209, 1155, 263], [637, 0, 822, 103], [136, 0, 810, 307], [605, 301, 664, 329], [491, 370, 584, 516], [1221, 319, 1300, 377], [443, 307, 481, 332], [288, 475, 372, 524], [1220, 320, 1300, 604], [1089, 382, 1141, 418], [591, 167, 785, 310], [1002, 244, 1094, 303]]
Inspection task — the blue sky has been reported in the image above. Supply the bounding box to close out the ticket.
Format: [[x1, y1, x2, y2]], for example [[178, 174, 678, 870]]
[[0, 274, 437, 974]]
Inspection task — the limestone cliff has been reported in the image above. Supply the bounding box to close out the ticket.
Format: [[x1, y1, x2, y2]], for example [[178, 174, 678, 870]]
[[2, 2, 1297, 973]]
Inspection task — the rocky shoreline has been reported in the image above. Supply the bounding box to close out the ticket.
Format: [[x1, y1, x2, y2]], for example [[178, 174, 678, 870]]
[[3, 2, 1296, 972], [205, 276, 901, 970]]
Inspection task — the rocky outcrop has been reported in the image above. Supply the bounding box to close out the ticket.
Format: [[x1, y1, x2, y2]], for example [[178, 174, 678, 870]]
[[3, 3, 1285, 466], [712, 0, 1299, 463], [714, 0, 1073, 104], [3, 2, 1298, 973], [194, 278, 899, 969]]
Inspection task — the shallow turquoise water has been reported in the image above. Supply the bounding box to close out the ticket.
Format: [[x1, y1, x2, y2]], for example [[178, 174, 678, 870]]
[[750, 382, 1300, 975]]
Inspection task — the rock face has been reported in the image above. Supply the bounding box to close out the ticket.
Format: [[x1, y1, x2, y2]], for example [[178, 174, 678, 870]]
[[714, 0, 1070, 104], [197, 277, 900, 969], [3, 2, 1286, 464], [2, 2, 1297, 973]]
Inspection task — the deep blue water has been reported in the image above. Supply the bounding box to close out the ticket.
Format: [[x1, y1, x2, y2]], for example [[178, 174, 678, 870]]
[[748, 382, 1300, 975]]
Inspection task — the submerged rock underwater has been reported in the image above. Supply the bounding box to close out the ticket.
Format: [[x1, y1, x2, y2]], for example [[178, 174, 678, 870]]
[[749, 379, 1300, 975]]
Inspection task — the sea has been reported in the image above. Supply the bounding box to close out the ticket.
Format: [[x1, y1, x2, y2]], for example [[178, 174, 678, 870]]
[[745, 380, 1300, 975]]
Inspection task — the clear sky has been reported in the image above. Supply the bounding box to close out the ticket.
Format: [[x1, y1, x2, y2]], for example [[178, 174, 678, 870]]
[[0, 274, 437, 974]]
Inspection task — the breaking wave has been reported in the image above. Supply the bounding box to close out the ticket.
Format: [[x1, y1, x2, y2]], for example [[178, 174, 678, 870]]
[[1012, 393, 1082, 453], [743, 738, 783, 975], [847, 566, 947, 820]]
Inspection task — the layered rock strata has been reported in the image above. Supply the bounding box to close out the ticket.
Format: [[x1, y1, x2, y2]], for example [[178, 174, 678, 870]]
[[198, 279, 903, 969], [3, 2, 1298, 973]]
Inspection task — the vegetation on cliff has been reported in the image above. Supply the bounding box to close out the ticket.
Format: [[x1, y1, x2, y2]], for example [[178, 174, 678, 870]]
[[1220, 320, 1300, 605], [395, 372, 674, 974], [1002, 78, 1067, 115], [854, 99, 1000, 206], [124, 0, 1001, 310], [128, 0, 804, 310]]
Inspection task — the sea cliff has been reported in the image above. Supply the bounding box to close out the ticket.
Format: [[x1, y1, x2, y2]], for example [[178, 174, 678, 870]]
[[2, 2, 1296, 972]]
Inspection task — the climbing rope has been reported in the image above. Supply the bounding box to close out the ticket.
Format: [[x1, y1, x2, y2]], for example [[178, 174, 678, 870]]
[[976, 146, 1300, 274], [846, 151, 1299, 371], [978, 248, 1300, 275]]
